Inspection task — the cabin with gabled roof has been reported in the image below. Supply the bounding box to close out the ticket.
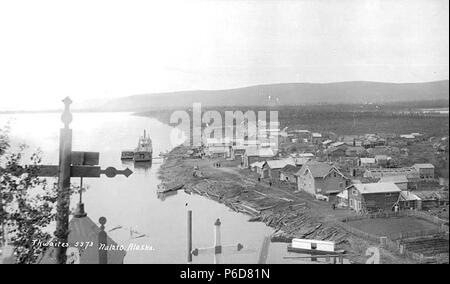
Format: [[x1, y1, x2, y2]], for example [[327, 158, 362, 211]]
[[261, 157, 296, 179], [295, 161, 348, 202], [347, 182, 401, 213]]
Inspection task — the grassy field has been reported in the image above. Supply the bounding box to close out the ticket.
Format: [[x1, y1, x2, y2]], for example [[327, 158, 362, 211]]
[[347, 217, 439, 239]]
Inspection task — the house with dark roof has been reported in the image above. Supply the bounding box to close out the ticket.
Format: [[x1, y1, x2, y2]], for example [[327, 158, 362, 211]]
[[280, 164, 302, 183], [295, 161, 348, 202], [413, 190, 449, 210], [325, 146, 347, 159], [262, 158, 296, 179], [345, 146, 366, 157]]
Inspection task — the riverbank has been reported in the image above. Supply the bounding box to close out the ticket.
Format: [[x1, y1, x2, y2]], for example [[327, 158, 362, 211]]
[[158, 145, 415, 264]]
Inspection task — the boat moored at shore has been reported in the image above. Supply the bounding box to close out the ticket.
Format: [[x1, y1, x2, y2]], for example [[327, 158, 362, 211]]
[[120, 130, 153, 162]]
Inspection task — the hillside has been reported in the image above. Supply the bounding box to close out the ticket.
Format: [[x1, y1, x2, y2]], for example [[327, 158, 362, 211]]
[[78, 80, 449, 111]]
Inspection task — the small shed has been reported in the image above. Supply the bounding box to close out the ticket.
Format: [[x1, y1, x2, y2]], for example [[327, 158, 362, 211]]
[[262, 158, 296, 179], [398, 191, 422, 210], [280, 164, 302, 183], [412, 163, 435, 180]]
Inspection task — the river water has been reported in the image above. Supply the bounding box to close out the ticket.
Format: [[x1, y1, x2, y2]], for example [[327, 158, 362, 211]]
[[0, 112, 318, 264]]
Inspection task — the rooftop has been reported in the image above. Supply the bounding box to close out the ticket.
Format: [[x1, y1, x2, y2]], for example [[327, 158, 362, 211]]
[[244, 147, 276, 157], [400, 191, 421, 201], [280, 164, 302, 174], [414, 190, 448, 200], [296, 161, 338, 178], [250, 161, 265, 169], [265, 158, 296, 169], [378, 175, 408, 184], [413, 163, 435, 169], [351, 182, 401, 194]]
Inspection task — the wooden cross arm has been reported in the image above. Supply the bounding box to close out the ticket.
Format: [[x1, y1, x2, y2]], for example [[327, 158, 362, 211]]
[[1, 165, 133, 178], [192, 243, 244, 256], [191, 246, 215, 256]]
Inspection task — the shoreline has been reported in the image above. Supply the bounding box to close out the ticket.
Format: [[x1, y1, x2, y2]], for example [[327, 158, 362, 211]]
[[158, 145, 416, 264]]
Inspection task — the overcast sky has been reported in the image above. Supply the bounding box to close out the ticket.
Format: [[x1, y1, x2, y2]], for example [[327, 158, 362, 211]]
[[0, 0, 448, 110]]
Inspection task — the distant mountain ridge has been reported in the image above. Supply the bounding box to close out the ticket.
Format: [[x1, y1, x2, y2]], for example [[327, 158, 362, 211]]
[[77, 80, 449, 111]]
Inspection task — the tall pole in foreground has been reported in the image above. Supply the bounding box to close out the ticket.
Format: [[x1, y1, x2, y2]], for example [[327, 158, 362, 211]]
[[214, 218, 222, 264], [56, 97, 73, 264], [187, 210, 192, 264]]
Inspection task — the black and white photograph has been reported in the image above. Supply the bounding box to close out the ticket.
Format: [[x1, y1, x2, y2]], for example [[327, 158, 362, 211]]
[[0, 0, 448, 269]]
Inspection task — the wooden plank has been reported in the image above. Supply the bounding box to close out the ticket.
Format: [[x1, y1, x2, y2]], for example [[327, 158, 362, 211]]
[[71, 151, 99, 166], [71, 166, 101, 178], [2, 165, 102, 178]]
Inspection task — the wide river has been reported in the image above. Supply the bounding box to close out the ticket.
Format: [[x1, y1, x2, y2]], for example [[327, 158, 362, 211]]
[[0, 112, 315, 264]]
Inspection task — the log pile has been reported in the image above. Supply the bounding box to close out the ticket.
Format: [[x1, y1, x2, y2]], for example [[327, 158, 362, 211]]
[[159, 145, 350, 249]]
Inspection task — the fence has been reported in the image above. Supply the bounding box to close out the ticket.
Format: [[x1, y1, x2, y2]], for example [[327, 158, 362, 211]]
[[337, 210, 449, 263], [334, 221, 382, 244], [342, 210, 449, 230], [404, 210, 449, 227], [389, 228, 447, 240]]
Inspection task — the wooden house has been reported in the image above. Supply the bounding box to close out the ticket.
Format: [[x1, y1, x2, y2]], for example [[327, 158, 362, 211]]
[[325, 146, 347, 158], [363, 167, 419, 179], [412, 163, 435, 180], [250, 161, 266, 177], [262, 158, 296, 179], [295, 161, 348, 202], [345, 146, 366, 157], [397, 191, 422, 210], [280, 164, 302, 183], [413, 190, 449, 210], [347, 182, 401, 213]]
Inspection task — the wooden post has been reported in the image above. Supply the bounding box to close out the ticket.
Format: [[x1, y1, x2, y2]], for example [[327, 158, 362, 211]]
[[191, 218, 244, 264], [214, 218, 222, 264], [98, 217, 108, 264], [187, 210, 192, 264], [56, 97, 73, 264]]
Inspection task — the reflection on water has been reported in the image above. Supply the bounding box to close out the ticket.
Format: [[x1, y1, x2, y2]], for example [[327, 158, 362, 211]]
[[131, 161, 153, 175], [157, 190, 178, 201], [0, 112, 323, 264]]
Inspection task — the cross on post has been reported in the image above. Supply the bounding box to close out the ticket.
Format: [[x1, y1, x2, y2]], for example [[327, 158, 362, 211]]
[[13, 97, 133, 264], [191, 218, 244, 264]]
